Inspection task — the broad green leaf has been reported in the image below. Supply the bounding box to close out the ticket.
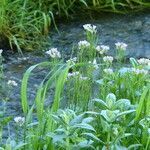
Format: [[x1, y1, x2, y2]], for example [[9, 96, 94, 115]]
[[73, 123, 95, 132], [106, 93, 116, 109], [21, 61, 50, 114], [82, 132, 104, 143], [117, 110, 135, 118], [93, 98, 108, 109]]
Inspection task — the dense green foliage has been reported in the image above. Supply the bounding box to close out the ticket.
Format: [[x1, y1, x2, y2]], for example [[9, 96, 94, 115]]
[[0, 0, 150, 52], [0, 25, 150, 149]]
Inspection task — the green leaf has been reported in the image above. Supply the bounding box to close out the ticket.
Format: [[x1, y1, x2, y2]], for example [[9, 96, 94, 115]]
[[115, 99, 131, 110], [93, 98, 108, 109], [117, 110, 135, 118], [0, 117, 12, 126], [128, 144, 142, 149], [82, 133, 104, 143], [51, 64, 70, 112], [106, 93, 116, 109], [82, 117, 94, 124], [70, 114, 85, 125], [21, 61, 50, 114], [101, 110, 120, 122], [15, 143, 27, 150], [79, 0, 88, 7], [77, 140, 94, 148], [73, 123, 96, 132], [130, 57, 138, 68], [135, 86, 149, 121]]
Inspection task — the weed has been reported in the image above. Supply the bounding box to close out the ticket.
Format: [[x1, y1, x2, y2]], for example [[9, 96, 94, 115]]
[[0, 24, 149, 149]]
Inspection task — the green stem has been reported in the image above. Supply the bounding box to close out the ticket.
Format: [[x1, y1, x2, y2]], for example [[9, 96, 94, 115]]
[[66, 130, 70, 150], [146, 136, 150, 150], [106, 132, 111, 150]]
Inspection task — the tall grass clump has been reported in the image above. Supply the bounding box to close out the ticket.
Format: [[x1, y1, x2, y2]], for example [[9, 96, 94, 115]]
[[0, 0, 149, 53], [0, 24, 150, 149]]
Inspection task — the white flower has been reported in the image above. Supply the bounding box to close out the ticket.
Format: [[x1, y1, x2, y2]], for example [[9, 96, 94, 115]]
[[92, 59, 99, 69], [14, 116, 25, 126], [66, 57, 77, 65], [18, 57, 29, 61], [7, 80, 18, 86], [0, 49, 3, 56], [115, 42, 127, 50], [67, 72, 90, 81], [119, 67, 148, 75], [78, 40, 90, 49], [46, 48, 61, 58], [103, 68, 113, 74], [89, 59, 99, 69], [131, 68, 148, 75], [113, 127, 118, 135], [103, 56, 114, 63], [96, 45, 109, 55], [79, 76, 90, 81], [67, 71, 80, 78], [137, 58, 150, 66], [83, 24, 97, 33]]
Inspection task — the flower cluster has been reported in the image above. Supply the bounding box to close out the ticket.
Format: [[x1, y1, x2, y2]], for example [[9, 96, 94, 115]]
[[137, 58, 150, 66], [18, 57, 29, 61], [67, 71, 89, 81], [103, 56, 114, 64], [96, 45, 110, 55], [46, 48, 61, 58], [79, 76, 90, 81], [103, 68, 113, 74], [67, 72, 80, 78], [83, 24, 97, 34], [7, 80, 18, 86], [78, 40, 90, 49], [132, 68, 148, 75], [119, 67, 148, 75], [115, 42, 127, 51], [89, 59, 99, 69], [66, 57, 77, 65], [14, 116, 25, 126]]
